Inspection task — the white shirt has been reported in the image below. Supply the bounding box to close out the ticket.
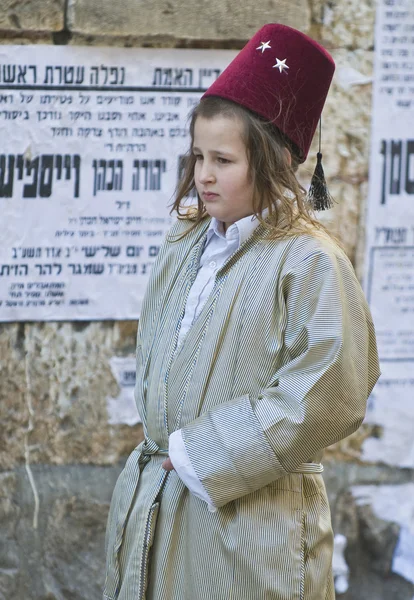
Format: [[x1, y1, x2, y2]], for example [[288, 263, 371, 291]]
[[169, 212, 265, 510], [177, 215, 260, 345]]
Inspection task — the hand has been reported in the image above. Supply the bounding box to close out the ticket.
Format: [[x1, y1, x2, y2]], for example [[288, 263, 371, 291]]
[[162, 457, 175, 471]]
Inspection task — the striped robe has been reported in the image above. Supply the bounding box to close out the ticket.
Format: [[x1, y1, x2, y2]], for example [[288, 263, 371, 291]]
[[104, 217, 380, 600]]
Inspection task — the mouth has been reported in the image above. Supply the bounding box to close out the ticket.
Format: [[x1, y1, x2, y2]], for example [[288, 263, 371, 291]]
[[202, 192, 219, 201]]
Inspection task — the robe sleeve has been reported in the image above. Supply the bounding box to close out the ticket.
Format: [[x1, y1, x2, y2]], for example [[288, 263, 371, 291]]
[[180, 246, 381, 508]]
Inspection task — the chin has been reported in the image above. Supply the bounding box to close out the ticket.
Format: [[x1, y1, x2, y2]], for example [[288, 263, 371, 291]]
[[204, 207, 229, 222]]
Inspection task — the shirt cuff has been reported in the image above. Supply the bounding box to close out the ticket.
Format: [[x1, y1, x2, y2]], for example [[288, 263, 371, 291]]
[[169, 429, 216, 512]]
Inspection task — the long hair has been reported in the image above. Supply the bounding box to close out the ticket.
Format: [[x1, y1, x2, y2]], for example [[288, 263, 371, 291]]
[[170, 96, 328, 240]]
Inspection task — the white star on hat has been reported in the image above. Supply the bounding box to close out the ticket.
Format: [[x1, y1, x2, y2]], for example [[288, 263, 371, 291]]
[[256, 41, 271, 53], [273, 58, 289, 73]]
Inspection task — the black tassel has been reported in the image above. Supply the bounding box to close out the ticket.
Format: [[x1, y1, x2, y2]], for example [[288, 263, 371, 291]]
[[307, 151, 334, 211]]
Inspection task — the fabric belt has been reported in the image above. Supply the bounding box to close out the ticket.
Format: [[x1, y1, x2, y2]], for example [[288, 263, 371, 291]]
[[141, 437, 168, 460], [142, 439, 323, 472], [289, 462, 324, 474], [141, 438, 323, 470]]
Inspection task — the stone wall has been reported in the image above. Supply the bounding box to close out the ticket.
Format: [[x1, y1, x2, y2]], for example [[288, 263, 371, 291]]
[[1, 1, 413, 599]]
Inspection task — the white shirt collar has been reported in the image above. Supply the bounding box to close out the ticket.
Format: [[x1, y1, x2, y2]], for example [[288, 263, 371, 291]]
[[207, 209, 269, 247]]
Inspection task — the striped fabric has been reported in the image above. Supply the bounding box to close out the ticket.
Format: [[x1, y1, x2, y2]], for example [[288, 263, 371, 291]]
[[104, 217, 380, 600]]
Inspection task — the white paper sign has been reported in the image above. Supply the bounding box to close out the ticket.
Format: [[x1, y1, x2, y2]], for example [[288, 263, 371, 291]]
[[106, 356, 140, 426], [362, 0, 414, 467], [0, 45, 236, 321]]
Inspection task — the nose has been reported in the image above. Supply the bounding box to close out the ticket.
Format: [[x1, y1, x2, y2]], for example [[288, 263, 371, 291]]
[[198, 160, 215, 184]]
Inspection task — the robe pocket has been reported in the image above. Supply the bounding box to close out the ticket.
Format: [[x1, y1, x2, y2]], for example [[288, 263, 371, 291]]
[[234, 487, 305, 600], [265, 471, 304, 495]]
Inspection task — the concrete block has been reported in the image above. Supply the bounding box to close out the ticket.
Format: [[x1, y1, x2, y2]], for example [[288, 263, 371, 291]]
[[310, 0, 375, 50], [0, 322, 143, 470], [68, 0, 311, 40], [0, 0, 64, 32]]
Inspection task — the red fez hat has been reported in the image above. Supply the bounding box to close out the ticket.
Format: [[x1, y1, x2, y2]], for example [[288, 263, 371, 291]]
[[202, 24, 335, 163]]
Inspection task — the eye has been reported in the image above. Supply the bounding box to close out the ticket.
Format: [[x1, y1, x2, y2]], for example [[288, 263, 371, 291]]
[[193, 153, 203, 161], [217, 157, 230, 164]]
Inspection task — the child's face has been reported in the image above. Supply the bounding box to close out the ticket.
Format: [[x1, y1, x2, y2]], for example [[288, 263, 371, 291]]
[[192, 115, 254, 227]]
